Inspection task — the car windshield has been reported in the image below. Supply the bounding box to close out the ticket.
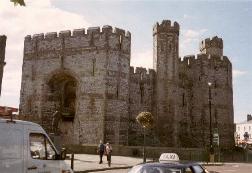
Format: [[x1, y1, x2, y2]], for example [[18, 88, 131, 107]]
[[129, 166, 182, 173]]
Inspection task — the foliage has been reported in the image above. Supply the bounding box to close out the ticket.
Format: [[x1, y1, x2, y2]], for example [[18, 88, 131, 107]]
[[10, 0, 26, 6], [136, 112, 154, 129]]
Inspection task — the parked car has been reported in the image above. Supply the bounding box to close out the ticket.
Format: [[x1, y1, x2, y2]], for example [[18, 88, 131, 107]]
[[128, 153, 209, 173], [0, 118, 73, 173]]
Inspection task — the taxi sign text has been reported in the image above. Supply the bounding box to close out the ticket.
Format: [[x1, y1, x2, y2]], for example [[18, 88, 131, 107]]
[[159, 153, 179, 162]]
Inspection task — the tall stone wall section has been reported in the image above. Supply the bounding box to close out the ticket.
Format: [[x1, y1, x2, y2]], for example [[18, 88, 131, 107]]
[[128, 67, 155, 145], [153, 20, 180, 146], [177, 39, 234, 148], [19, 26, 131, 145], [0, 35, 7, 95]]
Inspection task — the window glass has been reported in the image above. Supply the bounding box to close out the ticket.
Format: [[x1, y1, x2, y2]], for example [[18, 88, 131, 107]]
[[46, 137, 56, 160], [30, 133, 56, 160], [192, 165, 204, 173], [142, 166, 181, 173], [184, 167, 193, 173]]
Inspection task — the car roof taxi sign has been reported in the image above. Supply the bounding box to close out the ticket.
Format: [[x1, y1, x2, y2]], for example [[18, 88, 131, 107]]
[[159, 153, 179, 162]]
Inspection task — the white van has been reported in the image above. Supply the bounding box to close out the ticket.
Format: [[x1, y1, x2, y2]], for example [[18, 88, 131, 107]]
[[0, 118, 73, 173]]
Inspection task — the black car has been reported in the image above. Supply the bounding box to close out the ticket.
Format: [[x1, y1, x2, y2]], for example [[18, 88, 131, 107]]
[[128, 153, 209, 173]]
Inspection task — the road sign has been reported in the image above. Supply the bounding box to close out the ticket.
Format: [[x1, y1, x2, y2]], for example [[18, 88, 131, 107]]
[[213, 133, 219, 146]]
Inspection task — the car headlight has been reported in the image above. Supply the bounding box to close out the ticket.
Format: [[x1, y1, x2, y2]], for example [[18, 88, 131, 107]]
[[62, 170, 72, 173]]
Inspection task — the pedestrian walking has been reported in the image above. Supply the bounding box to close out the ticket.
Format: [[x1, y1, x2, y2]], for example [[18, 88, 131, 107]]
[[105, 142, 112, 167], [97, 140, 105, 164]]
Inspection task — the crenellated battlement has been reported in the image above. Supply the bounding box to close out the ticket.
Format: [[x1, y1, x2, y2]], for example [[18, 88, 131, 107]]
[[153, 20, 179, 35], [130, 66, 155, 83], [200, 36, 223, 56], [24, 25, 131, 55], [179, 53, 231, 68], [25, 26, 131, 42]]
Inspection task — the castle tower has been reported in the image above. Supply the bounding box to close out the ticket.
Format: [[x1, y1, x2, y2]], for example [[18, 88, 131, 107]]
[[199, 36, 234, 148], [153, 20, 180, 146], [19, 26, 131, 145], [200, 36, 223, 57], [177, 36, 234, 148], [0, 35, 7, 96]]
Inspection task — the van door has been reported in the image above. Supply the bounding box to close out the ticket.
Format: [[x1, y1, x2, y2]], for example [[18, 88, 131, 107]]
[[0, 122, 24, 173], [27, 132, 60, 173]]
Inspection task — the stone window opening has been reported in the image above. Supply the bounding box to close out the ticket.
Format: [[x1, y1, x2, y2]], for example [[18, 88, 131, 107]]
[[140, 73, 143, 80], [214, 80, 217, 88], [214, 109, 218, 127], [140, 82, 144, 104], [182, 93, 185, 107], [116, 83, 119, 99], [119, 35, 122, 50], [92, 58, 96, 76], [160, 42, 164, 52]]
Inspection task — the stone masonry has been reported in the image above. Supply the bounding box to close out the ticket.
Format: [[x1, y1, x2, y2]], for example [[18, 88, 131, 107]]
[[19, 20, 234, 148], [0, 35, 7, 95]]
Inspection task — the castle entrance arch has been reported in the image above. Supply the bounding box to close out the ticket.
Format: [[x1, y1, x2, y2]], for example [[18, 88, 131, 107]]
[[47, 72, 77, 143]]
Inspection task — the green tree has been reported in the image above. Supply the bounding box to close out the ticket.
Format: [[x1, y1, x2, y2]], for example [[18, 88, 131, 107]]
[[136, 112, 154, 129], [11, 0, 26, 6]]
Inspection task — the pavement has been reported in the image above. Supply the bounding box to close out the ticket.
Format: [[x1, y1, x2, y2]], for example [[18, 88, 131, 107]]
[[65, 154, 227, 173], [65, 154, 147, 173]]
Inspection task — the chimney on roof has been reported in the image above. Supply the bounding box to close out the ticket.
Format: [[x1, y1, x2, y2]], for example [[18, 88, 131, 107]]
[[247, 114, 252, 122]]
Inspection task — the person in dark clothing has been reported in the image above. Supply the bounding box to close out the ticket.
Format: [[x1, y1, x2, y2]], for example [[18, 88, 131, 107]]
[[97, 140, 105, 164]]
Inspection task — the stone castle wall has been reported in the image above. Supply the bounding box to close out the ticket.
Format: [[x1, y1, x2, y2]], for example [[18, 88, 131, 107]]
[[19, 20, 234, 148], [20, 26, 131, 145], [177, 53, 234, 148], [128, 67, 155, 145]]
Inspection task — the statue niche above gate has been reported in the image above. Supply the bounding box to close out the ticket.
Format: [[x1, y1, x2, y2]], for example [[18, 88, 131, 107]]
[[48, 72, 77, 122]]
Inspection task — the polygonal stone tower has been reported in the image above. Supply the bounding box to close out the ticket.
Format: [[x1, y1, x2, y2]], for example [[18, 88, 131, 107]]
[[153, 20, 180, 146], [19, 26, 131, 145]]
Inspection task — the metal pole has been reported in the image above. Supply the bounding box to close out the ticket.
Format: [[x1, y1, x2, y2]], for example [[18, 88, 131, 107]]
[[209, 83, 214, 162], [71, 153, 74, 170], [143, 127, 146, 163]]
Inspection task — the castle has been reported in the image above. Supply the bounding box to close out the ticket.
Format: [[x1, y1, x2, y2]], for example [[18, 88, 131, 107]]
[[19, 20, 234, 148]]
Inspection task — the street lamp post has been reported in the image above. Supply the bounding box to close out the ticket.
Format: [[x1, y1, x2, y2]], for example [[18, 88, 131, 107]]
[[143, 127, 146, 163], [136, 112, 154, 163], [208, 82, 214, 162]]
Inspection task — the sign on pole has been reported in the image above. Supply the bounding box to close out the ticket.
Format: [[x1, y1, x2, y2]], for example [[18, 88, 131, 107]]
[[213, 133, 219, 146]]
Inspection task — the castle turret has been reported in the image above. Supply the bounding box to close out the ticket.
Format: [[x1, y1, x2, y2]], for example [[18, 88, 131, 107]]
[[200, 36, 223, 57], [153, 20, 180, 146], [0, 35, 7, 95]]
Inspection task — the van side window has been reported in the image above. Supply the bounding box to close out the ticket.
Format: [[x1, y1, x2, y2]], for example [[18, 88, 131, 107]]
[[30, 133, 56, 160]]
